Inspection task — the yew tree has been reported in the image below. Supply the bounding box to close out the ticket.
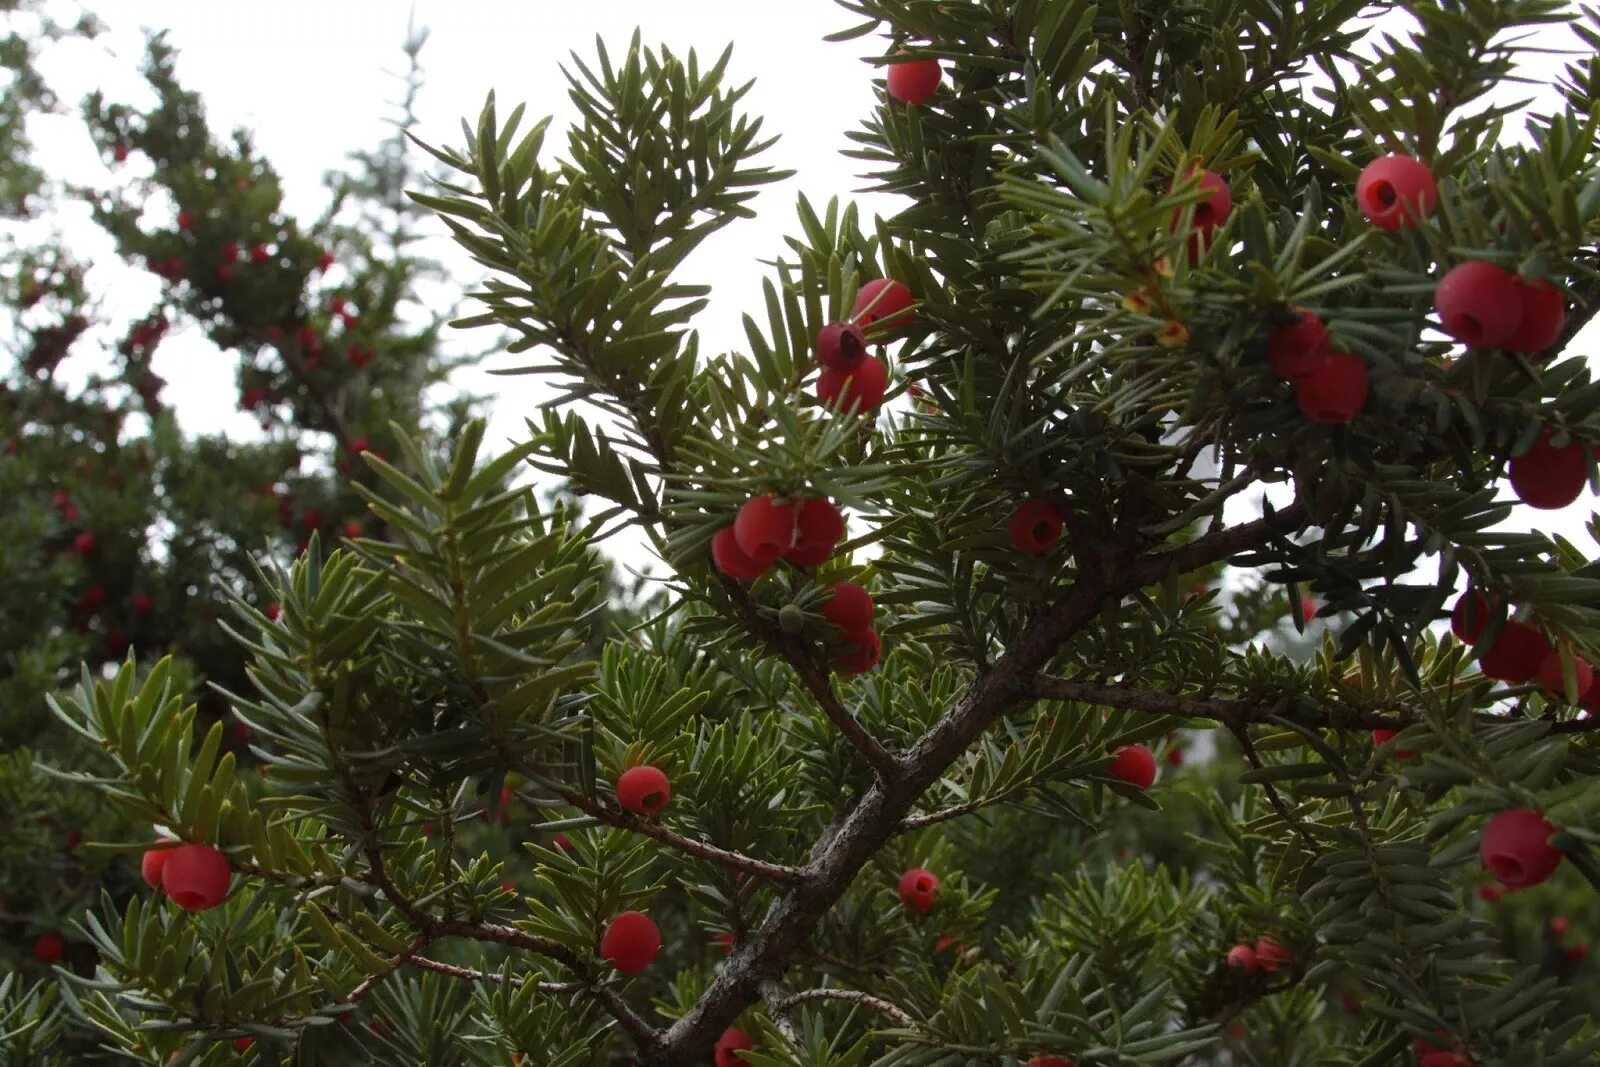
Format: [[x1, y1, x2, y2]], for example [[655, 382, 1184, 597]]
[[23, 0, 1600, 1065]]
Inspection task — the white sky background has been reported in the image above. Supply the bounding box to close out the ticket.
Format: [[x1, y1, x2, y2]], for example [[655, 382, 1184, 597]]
[[18, 1, 1600, 590]]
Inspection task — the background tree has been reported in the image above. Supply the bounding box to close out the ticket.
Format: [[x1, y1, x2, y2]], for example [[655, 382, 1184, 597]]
[[11, 0, 1600, 1065]]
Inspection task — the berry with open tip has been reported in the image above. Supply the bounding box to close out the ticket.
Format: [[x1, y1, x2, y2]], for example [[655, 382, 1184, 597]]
[[1356, 154, 1437, 230], [616, 765, 671, 815], [1436, 261, 1524, 347], [816, 320, 867, 370], [600, 911, 661, 974], [160, 843, 232, 911], [898, 867, 939, 912], [1171, 169, 1233, 233], [852, 278, 915, 331], [1480, 808, 1562, 889], [1007, 498, 1064, 556]]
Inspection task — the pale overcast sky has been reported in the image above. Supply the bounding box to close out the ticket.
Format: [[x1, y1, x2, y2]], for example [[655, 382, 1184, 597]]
[[18, 1, 1600, 576]]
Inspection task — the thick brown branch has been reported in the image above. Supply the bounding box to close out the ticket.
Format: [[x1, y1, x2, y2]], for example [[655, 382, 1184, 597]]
[[549, 782, 804, 883]]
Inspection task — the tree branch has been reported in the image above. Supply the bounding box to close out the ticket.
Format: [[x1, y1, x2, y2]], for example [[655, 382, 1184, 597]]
[[548, 781, 805, 884], [777, 987, 919, 1030]]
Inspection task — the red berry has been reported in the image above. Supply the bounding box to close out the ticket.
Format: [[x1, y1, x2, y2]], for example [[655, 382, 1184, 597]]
[[160, 843, 232, 911], [1435, 261, 1524, 347], [265, 602, 281, 621], [600, 911, 661, 974], [711, 526, 769, 581], [714, 1026, 754, 1067], [1550, 916, 1570, 938], [616, 765, 671, 815], [343, 521, 362, 539], [51, 489, 72, 510], [714, 931, 735, 955], [1355, 154, 1437, 230], [112, 143, 129, 163], [898, 867, 939, 912], [1419, 1053, 1475, 1067], [816, 355, 889, 413], [78, 585, 107, 613], [1007, 498, 1063, 556], [298, 324, 321, 353], [1478, 620, 1551, 683], [176, 212, 194, 231], [1254, 937, 1293, 973], [33, 933, 64, 964], [1509, 429, 1588, 510], [851, 278, 915, 331], [1266, 309, 1331, 380], [73, 531, 97, 555], [1535, 652, 1593, 700], [141, 842, 177, 889], [1477, 883, 1506, 904], [349, 437, 370, 456], [1373, 728, 1416, 760], [348, 345, 375, 369], [329, 296, 348, 315], [816, 320, 867, 370], [1026, 1058, 1078, 1067], [1172, 168, 1232, 232], [1564, 943, 1591, 965], [1450, 589, 1494, 643], [1225, 943, 1258, 973], [822, 582, 874, 632], [316, 250, 335, 272], [885, 58, 942, 105], [1480, 809, 1562, 888], [835, 628, 882, 675], [1166, 747, 1183, 767], [1501, 276, 1565, 354], [785, 498, 846, 567], [221, 242, 240, 265], [1107, 745, 1157, 790], [734, 495, 798, 563], [233, 1036, 255, 1052], [250, 243, 271, 264], [1294, 352, 1368, 423]]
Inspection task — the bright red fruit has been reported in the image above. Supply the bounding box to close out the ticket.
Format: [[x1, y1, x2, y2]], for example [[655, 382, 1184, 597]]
[[1477, 883, 1507, 904], [714, 1026, 754, 1067], [129, 592, 153, 614], [1550, 916, 1570, 938], [822, 582, 874, 632], [1480, 809, 1562, 888], [220, 242, 240, 265], [734, 495, 797, 563], [816, 355, 889, 413], [898, 867, 940, 912], [1477, 621, 1551, 683], [1355, 154, 1437, 230], [785, 498, 846, 566], [264, 602, 282, 622], [1107, 745, 1157, 790], [1007, 498, 1064, 556], [1450, 589, 1493, 643], [73, 531, 97, 555], [616, 765, 671, 815], [1266, 309, 1331, 380], [886, 58, 942, 105], [1225, 943, 1258, 973], [1435, 261, 1523, 347], [316, 250, 335, 271], [1254, 937, 1293, 973], [1509, 429, 1588, 510], [852, 278, 915, 331], [112, 143, 129, 163], [33, 933, 64, 964], [815, 320, 867, 370], [712, 526, 769, 581], [176, 211, 194, 231], [600, 911, 661, 974], [1171, 168, 1232, 234], [1535, 652, 1593, 700], [160, 843, 232, 911], [1294, 352, 1368, 423], [1501, 277, 1566, 354], [233, 1036, 255, 1052], [1373, 728, 1416, 759], [250, 243, 271, 263], [141, 842, 177, 888]]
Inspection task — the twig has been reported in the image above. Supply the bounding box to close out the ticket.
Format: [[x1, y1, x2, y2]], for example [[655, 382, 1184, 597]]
[[549, 782, 804, 884], [345, 934, 431, 1004], [777, 988, 919, 1030], [408, 956, 576, 994]]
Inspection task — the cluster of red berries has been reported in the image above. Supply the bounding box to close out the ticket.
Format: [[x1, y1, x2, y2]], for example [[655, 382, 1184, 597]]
[[1265, 308, 1370, 424], [813, 277, 915, 414], [713, 495, 846, 581], [1451, 588, 1596, 704], [141, 841, 232, 911], [823, 581, 881, 674], [1225, 936, 1294, 976], [1545, 913, 1591, 965], [1435, 260, 1565, 353]]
